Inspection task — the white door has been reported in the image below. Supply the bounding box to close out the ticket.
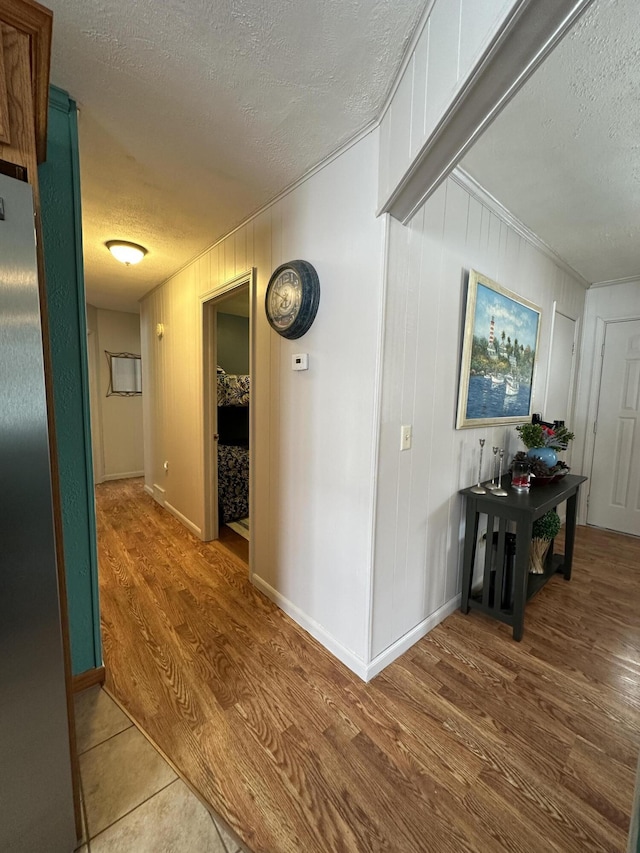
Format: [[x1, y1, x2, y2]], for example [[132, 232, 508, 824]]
[[588, 319, 640, 535], [545, 310, 577, 466]]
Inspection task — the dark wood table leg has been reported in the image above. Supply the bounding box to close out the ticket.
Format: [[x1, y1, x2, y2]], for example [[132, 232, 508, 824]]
[[512, 517, 533, 641], [563, 488, 579, 580], [461, 500, 479, 614]]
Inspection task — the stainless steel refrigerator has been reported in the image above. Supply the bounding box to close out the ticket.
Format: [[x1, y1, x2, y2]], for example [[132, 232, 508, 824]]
[[0, 171, 76, 849]]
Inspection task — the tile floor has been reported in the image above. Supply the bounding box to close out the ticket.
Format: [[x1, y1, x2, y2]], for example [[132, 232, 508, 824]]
[[74, 686, 244, 853]]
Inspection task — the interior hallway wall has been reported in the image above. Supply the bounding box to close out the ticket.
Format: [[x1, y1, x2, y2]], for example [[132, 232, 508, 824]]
[[371, 174, 587, 663], [141, 130, 385, 672], [86, 306, 144, 482]]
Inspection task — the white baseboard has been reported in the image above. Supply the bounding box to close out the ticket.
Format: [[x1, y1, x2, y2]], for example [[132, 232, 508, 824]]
[[164, 501, 202, 538], [152, 483, 165, 505], [102, 470, 145, 482], [365, 594, 462, 681], [251, 576, 461, 683], [144, 484, 154, 498], [251, 574, 368, 680]]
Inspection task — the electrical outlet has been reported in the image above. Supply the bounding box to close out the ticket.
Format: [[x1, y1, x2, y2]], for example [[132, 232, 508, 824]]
[[400, 424, 412, 451]]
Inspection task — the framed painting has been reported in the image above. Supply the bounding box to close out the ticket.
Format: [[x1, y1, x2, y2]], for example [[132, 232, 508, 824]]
[[456, 270, 541, 429]]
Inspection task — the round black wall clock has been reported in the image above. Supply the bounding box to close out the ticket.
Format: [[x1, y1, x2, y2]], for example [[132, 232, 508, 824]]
[[265, 260, 320, 340]]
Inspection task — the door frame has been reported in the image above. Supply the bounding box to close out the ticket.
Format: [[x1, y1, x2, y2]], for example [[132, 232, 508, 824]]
[[581, 313, 640, 525], [200, 269, 255, 556]]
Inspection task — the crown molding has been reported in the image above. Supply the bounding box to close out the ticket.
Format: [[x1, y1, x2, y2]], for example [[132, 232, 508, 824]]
[[451, 167, 590, 289], [589, 275, 640, 289]]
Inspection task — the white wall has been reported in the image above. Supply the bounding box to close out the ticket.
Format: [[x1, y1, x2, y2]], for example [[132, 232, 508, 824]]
[[573, 280, 640, 522], [140, 130, 385, 672], [86, 305, 144, 482], [378, 0, 515, 209], [370, 175, 586, 664]]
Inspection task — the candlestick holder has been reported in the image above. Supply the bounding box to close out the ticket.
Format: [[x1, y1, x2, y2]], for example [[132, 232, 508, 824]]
[[485, 445, 499, 490], [470, 439, 487, 494], [494, 449, 508, 496]]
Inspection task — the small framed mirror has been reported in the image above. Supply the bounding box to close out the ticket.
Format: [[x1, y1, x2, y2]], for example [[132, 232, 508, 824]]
[[105, 351, 142, 396]]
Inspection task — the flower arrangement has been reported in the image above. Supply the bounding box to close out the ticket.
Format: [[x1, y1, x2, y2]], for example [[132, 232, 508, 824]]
[[516, 422, 574, 451]]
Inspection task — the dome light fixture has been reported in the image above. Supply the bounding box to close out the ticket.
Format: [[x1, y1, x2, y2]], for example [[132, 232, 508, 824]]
[[106, 240, 148, 265]]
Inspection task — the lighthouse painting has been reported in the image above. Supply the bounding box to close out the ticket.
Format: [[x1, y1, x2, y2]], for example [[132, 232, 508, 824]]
[[456, 270, 541, 429]]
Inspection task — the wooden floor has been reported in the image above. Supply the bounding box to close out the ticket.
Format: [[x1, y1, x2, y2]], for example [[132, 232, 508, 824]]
[[97, 479, 640, 853]]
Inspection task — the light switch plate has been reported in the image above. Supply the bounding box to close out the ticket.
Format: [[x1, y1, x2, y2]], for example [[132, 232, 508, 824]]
[[400, 424, 412, 451]]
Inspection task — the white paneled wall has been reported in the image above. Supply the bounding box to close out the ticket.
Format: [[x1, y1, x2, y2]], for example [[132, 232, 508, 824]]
[[371, 176, 586, 662], [379, 0, 515, 209], [140, 131, 385, 672]]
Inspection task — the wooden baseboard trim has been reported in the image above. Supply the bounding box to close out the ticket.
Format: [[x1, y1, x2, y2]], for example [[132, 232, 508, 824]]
[[72, 665, 105, 693]]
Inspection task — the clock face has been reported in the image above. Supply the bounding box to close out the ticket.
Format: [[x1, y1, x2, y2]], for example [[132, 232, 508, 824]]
[[265, 260, 320, 340], [266, 268, 302, 332]]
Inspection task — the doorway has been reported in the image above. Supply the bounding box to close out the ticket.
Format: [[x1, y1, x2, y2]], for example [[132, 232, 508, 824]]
[[544, 305, 579, 464], [587, 318, 640, 536], [202, 272, 254, 556]]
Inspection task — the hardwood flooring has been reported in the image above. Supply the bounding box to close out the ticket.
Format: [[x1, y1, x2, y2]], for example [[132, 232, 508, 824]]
[[96, 479, 640, 853]]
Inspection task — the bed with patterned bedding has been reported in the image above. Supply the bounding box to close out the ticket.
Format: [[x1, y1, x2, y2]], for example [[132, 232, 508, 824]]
[[217, 444, 249, 524], [217, 373, 250, 407], [217, 371, 250, 524]]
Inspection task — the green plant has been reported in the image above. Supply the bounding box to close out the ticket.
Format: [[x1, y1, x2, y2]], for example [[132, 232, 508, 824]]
[[516, 422, 575, 451], [516, 423, 545, 449], [532, 510, 561, 541]]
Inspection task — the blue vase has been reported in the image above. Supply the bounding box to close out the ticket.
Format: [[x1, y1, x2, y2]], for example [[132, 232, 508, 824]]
[[527, 447, 557, 467]]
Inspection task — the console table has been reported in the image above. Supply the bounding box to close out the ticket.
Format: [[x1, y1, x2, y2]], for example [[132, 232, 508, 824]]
[[459, 474, 588, 640]]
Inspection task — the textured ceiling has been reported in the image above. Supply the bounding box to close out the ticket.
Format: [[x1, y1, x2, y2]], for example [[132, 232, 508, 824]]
[[45, 0, 425, 312], [462, 0, 640, 286]]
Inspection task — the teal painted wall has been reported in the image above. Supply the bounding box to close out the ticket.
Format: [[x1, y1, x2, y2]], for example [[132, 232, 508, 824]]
[[38, 86, 101, 675]]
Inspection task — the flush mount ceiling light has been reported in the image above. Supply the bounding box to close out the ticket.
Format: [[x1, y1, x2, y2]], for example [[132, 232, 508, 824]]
[[106, 240, 148, 265]]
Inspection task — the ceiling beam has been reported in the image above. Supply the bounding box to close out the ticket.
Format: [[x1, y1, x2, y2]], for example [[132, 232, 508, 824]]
[[381, 0, 596, 225]]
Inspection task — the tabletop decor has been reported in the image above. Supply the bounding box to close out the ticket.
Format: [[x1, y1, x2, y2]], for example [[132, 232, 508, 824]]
[[470, 438, 487, 494], [486, 445, 500, 490], [530, 509, 561, 574], [514, 420, 574, 485], [510, 451, 571, 486], [456, 270, 541, 429]]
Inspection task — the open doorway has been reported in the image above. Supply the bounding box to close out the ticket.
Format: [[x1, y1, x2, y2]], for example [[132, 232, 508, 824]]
[[202, 272, 254, 562]]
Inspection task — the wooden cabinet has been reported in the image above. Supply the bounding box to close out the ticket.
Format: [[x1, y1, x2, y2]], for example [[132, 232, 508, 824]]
[[0, 0, 51, 178]]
